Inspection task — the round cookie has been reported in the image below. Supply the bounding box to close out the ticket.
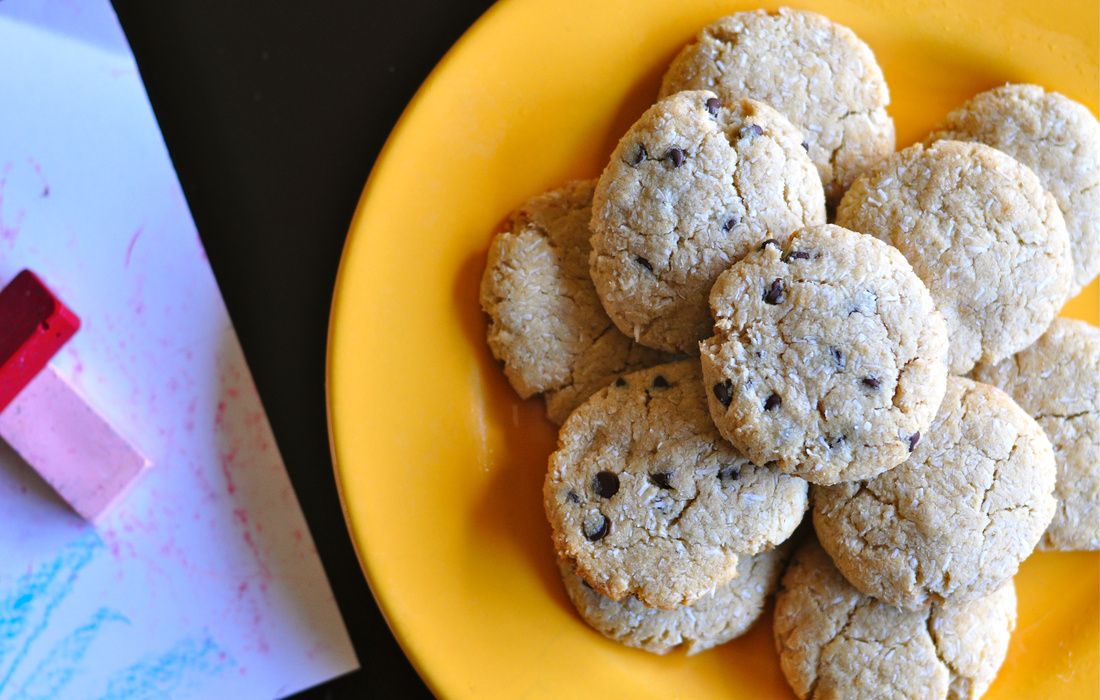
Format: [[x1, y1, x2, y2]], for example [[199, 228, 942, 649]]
[[660, 8, 895, 203], [558, 544, 788, 655], [813, 377, 1057, 609], [700, 224, 949, 485], [928, 84, 1100, 295], [590, 90, 825, 354], [835, 140, 1073, 375], [972, 318, 1100, 551], [544, 359, 808, 610], [774, 539, 1017, 700], [480, 181, 668, 424]]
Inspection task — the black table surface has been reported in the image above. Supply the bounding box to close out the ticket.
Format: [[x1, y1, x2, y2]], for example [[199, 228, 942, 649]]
[[110, 2, 495, 697]]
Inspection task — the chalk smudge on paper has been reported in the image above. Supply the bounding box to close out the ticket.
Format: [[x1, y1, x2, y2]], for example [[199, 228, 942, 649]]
[[95, 635, 235, 700], [0, 531, 104, 690], [13, 607, 129, 700]]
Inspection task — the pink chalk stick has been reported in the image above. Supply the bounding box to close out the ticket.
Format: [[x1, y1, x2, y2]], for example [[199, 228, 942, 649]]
[[0, 364, 151, 520]]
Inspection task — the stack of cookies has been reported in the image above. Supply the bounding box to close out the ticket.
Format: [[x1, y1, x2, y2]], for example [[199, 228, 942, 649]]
[[479, 7, 1099, 698]]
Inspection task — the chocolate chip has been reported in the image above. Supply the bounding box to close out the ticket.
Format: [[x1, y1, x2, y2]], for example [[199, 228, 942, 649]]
[[665, 147, 685, 167], [567, 490, 580, 504], [764, 392, 782, 411], [635, 256, 654, 272], [763, 278, 785, 304], [722, 216, 739, 232], [718, 465, 740, 481], [630, 144, 648, 165], [759, 238, 781, 251], [862, 376, 881, 390], [830, 347, 845, 370], [583, 513, 610, 542], [651, 375, 669, 389], [649, 472, 673, 489], [801, 140, 810, 151], [713, 380, 734, 407], [705, 97, 721, 116], [614, 377, 627, 388], [593, 471, 620, 499], [908, 432, 921, 452], [782, 250, 812, 262], [740, 123, 764, 139]]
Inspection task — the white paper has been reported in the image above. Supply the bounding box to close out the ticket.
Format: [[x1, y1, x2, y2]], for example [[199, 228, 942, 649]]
[[0, 2, 360, 697]]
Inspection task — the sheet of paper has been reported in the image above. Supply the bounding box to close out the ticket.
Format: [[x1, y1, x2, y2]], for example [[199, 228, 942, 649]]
[[0, 1, 359, 697]]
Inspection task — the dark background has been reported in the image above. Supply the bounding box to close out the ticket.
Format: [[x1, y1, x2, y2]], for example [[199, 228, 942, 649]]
[[110, 2, 495, 697]]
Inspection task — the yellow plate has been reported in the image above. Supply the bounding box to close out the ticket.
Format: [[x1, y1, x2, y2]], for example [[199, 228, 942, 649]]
[[328, 0, 1100, 696]]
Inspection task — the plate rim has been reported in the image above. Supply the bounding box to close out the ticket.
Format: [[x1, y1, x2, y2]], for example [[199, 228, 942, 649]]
[[324, 1, 506, 695]]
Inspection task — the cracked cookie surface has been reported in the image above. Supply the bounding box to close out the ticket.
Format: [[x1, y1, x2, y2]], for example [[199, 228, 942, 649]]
[[590, 90, 824, 354], [558, 544, 788, 655], [836, 140, 1073, 375], [480, 181, 668, 423], [774, 539, 1016, 700], [813, 377, 1056, 609], [972, 318, 1100, 551], [544, 359, 808, 610], [700, 224, 949, 485], [928, 84, 1100, 296], [659, 8, 895, 203]]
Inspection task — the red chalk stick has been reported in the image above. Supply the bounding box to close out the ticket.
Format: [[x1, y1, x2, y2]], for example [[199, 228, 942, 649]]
[[0, 270, 80, 412]]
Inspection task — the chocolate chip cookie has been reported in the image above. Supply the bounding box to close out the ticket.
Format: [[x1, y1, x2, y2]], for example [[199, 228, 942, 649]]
[[774, 539, 1017, 700], [558, 544, 788, 655], [836, 140, 1073, 374], [590, 90, 824, 354], [972, 318, 1100, 551], [928, 84, 1100, 295], [480, 180, 668, 423], [701, 224, 949, 485], [660, 8, 895, 203], [544, 360, 808, 609], [814, 377, 1057, 609]]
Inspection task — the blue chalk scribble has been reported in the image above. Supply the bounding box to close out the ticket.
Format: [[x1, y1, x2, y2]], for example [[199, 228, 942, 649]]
[[95, 635, 234, 700], [0, 533, 233, 700], [0, 531, 103, 694], [12, 607, 129, 700]]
